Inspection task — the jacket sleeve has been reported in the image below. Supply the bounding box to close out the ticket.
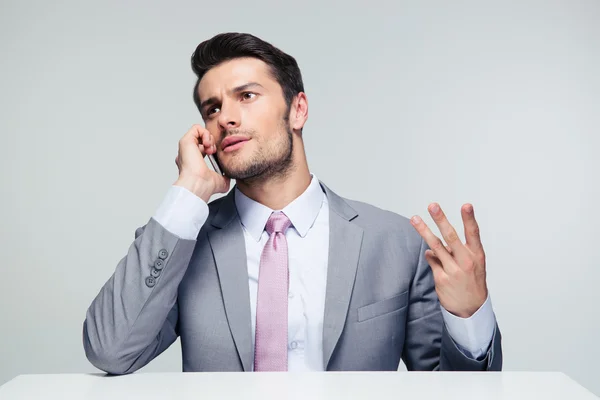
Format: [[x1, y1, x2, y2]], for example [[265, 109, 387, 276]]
[[401, 238, 503, 371], [82, 218, 197, 374]]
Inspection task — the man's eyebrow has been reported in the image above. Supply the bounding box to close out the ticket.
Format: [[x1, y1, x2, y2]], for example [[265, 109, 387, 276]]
[[200, 96, 218, 112], [231, 82, 265, 93], [199, 82, 265, 111]]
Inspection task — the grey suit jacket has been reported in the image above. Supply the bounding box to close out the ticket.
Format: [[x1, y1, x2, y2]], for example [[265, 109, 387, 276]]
[[83, 181, 502, 374]]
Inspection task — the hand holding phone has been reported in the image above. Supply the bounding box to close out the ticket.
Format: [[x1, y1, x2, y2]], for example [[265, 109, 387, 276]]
[[174, 125, 229, 202]]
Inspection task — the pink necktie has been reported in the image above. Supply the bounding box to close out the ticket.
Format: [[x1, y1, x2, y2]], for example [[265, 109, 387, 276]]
[[254, 211, 292, 371]]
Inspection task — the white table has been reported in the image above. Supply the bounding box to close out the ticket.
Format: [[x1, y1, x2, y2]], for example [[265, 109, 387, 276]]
[[0, 371, 597, 399]]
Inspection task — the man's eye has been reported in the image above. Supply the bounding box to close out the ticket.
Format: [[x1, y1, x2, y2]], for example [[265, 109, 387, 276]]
[[207, 107, 220, 116], [241, 92, 256, 100]]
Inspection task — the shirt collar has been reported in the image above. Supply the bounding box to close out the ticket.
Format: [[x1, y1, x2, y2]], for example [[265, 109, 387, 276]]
[[234, 174, 325, 241]]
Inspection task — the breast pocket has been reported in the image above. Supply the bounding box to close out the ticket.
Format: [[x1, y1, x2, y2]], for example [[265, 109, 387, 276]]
[[357, 290, 409, 322]]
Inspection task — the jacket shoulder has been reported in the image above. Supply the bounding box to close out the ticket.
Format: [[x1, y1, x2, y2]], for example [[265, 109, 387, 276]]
[[341, 196, 423, 250]]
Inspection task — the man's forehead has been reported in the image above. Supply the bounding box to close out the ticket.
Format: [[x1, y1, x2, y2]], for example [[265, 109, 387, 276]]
[[197, 57, 272, 97]]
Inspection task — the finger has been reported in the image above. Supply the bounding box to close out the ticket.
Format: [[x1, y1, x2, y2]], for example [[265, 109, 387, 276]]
[[184, 124, 211, 148], [427, 203, 469, 262], [199, 129, 214, 151], [461, 204, 483, 253], [424, 249, 446, 282], [201, 143, 218, 155], [425, 249, 440, 265], [180, 125, 203, 155], [410, 215, 455, 269], [184, 124, 204, 142]]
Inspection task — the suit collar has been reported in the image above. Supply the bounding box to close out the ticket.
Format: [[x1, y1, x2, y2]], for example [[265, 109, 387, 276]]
[[234, 174, 325, 241], [210, 177, 359, 228], [318, 181, 358, 222]]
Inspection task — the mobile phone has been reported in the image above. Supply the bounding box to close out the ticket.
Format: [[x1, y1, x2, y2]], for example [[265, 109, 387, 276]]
[[207, 153, 224, 175]]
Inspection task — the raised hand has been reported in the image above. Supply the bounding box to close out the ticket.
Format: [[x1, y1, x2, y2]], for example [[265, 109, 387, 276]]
[[410, 203, 488, 318], [174, 124, 230, 202]]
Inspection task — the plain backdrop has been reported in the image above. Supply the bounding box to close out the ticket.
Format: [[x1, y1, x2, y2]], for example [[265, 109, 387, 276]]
[[1, 0, 599, 395]]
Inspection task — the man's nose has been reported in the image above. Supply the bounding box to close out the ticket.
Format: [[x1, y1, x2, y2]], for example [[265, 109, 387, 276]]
[[217, 101, 241, 130]]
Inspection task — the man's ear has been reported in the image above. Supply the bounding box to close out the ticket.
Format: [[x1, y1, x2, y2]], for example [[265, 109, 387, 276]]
[[289, 92, 308, 131]]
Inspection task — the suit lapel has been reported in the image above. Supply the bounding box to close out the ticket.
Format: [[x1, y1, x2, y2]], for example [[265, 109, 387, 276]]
[[207, 189, 254, 372], [320, 183, 364, 369]]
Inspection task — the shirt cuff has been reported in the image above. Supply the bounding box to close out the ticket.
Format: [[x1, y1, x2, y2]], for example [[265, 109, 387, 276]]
[[152, 185, 209, 240], [440, 293, 496, 360]]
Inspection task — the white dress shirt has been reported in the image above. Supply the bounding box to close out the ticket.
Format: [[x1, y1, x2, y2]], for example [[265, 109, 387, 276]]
[[153, 174, 496, 370]]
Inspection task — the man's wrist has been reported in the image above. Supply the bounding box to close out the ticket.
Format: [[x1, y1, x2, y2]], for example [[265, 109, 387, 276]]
[[174, 174, 212, 202], [153, 185, 209, 240], [441, 292, 496, 358]]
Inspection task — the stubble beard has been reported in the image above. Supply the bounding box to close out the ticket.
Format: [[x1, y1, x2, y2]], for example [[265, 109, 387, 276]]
[[222, 117, 295, 186]]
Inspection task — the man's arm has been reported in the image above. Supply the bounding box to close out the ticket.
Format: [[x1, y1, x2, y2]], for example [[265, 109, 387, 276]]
[[82, 125, 230, 374], [402, 238, 502, 371], [82, 213, 199, 374]]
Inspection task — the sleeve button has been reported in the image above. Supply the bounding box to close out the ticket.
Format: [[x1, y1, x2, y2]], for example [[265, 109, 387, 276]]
[[150, 268, 161, 278], [145, 276, 156, 288]]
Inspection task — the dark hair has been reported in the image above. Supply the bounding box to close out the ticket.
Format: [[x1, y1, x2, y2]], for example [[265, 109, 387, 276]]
[[191, 32, 304, 114]]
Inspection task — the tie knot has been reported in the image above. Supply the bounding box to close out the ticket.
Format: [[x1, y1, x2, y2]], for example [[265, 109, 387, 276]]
[[265, 212, 292, 235]]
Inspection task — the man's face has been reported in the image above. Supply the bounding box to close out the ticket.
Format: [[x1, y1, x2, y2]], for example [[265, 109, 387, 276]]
[[197, 57, 294, 181]]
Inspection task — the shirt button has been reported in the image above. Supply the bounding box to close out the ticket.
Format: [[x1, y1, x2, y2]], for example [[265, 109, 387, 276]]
[[288, 292, 294, 299], [290, 341, 298, 350]]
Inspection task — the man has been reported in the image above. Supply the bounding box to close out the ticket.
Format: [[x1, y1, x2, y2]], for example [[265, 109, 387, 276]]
[[83, 32, 502, 374]]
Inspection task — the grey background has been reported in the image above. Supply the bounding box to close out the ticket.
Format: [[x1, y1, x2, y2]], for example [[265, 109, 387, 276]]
[[1, 0, 599, 395]]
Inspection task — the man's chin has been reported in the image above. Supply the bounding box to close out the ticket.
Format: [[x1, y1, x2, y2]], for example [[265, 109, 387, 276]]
[[222, 151, 293, 182], [222, 165, 264, 181]]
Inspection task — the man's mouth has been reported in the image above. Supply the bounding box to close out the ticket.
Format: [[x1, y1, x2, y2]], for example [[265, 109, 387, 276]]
[[221, 135, 251, 152]]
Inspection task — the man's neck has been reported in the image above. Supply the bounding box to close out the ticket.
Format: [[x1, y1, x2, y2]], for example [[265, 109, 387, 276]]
[[236, 162, 312, 211]]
